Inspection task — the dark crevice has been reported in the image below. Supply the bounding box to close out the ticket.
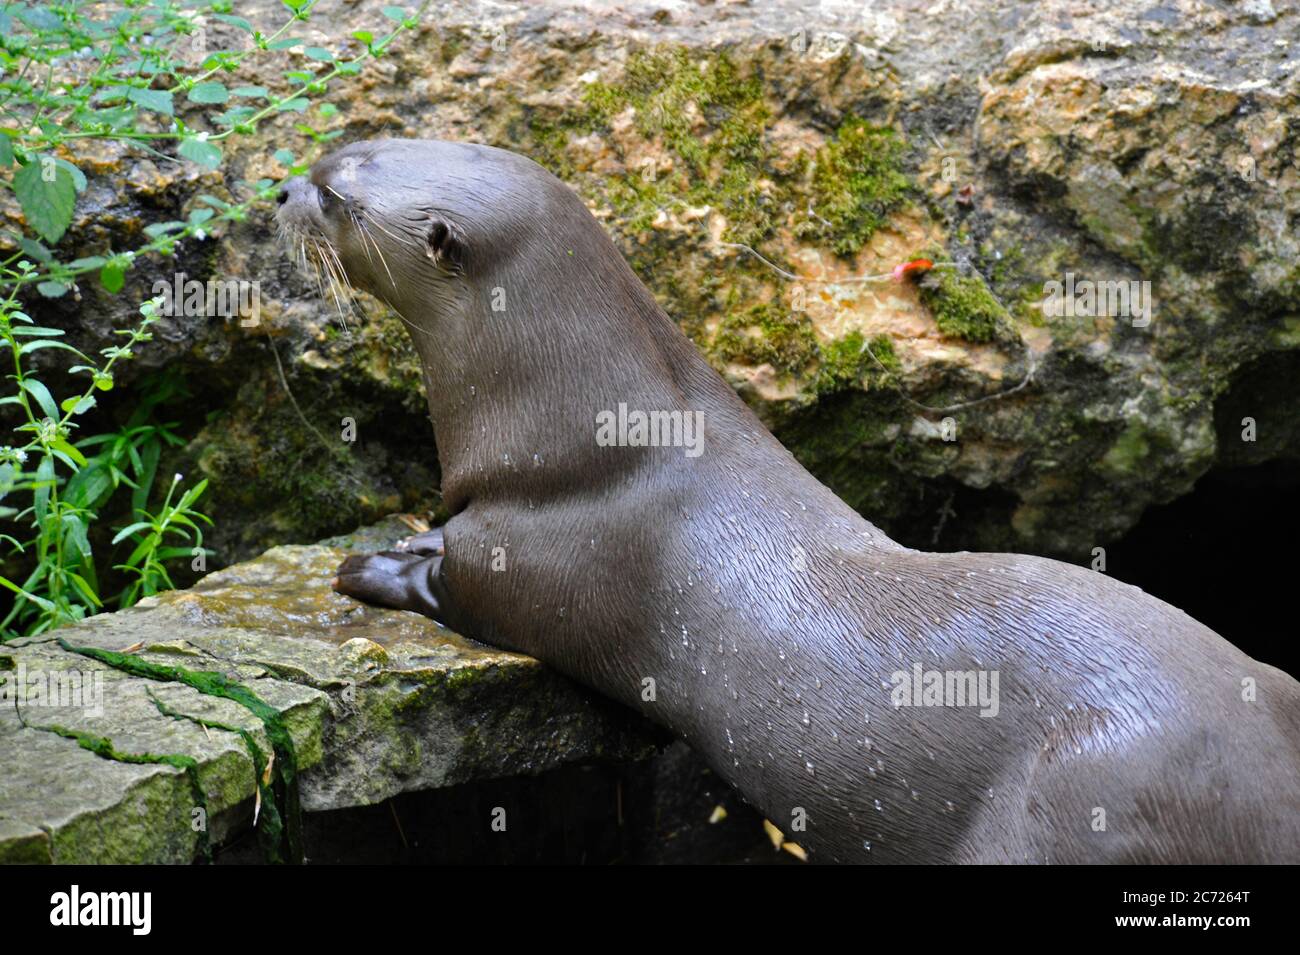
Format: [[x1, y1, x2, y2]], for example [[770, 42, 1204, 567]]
[[1105, 460, 1298, 671]]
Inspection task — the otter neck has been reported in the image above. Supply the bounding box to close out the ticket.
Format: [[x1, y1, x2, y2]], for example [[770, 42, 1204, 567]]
[[399, 229, 743, 512]]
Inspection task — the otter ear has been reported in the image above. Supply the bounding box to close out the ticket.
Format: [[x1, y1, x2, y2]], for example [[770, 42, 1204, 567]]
[[426, 220, 465, 270]]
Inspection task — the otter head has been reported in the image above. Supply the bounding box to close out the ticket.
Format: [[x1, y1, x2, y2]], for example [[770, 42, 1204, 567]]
[[275, 138, 561, 327]]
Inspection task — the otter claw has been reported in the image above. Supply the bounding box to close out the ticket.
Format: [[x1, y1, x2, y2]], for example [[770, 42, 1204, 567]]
[[395, 527, 445, 557]]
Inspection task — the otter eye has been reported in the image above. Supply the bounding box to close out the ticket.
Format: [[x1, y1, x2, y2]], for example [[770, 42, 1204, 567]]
[[318, 187, 342, 214]]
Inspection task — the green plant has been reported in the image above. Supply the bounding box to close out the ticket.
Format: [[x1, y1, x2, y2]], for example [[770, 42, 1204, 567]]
[[0, 0, 427, 637], [0, 291, 195, 634]]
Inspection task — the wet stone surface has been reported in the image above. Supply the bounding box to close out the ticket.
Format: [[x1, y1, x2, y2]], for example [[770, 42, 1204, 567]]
[[0, 518, 657, 863]]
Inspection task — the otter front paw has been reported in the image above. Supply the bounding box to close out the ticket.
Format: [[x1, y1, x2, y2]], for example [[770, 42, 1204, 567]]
[[333, 550, 449, 624], [394, 526, 444, 557]]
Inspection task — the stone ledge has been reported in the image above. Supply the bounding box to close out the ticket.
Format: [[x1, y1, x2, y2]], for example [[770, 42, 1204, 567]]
[[0, 518, 658, 864]]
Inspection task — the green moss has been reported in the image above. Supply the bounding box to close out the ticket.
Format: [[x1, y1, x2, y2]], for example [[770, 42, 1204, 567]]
[[55, 638, 303, 864], [711, 302, 899, 396], [524, 46, 919, 413], [22, 720, 211, 863], [799, 118, 910, 256], [815, 332, 899, 394], [529, 47, 914, 265], [442, 665, 488, 692], [193, 375, 391, 547], [1100, 422, 1151, 475], [530, 47, 780, 248], [914, 249, 1013, 344], [711, 302, 818, 376]]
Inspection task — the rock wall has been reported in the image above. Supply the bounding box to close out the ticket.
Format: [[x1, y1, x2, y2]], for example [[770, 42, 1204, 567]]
[[8, 0, 1298, 568]]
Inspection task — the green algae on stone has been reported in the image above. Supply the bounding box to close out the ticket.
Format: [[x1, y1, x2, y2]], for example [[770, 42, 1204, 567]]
[[815, 332, 900, 395], [1100, 421, 1152, 476], [0, 822, 49, 864], [712, 301, 900, 394], [539, 46, 780, 247], [55, 637, 303, 864], [190, 360, 440, 559], [356, 310, 431, 412], [146, 689, 294, 865], [800, 118, 910, 257], [18, 720, 212, 862], [915, 253, 1015, 344], [976, 238, 1059, 328], [712, 302, 819, 376]]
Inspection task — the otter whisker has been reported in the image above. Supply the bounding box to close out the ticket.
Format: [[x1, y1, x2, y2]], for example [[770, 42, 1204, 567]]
[[359, 214, 408, 246], [310, 237, 351, 329], [349, 210, 375, 269], [307, 237, 331, 305], [359, 219, 397, 291], [321, 240, 360, 329]]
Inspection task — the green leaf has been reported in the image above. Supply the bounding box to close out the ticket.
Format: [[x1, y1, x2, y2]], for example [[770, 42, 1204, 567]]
[[36, 281, 69, 298], [127, 86, 175, 116], [273, 148, 295, 165], [232, 85, 269, 99], [213, 106, 256, 126], [16, 236, 54, 262], [132, 441, 162, 517], [156, 546, 203, 561], [111, 521, 154, 545], [93, 85, 131, 105], [143, 221, 186, 238], [14, 158, 77, 243], [33, 455, 55, 524], [17, 340, 86, 358], [212, 13, 254, 32], [100, 263, 125, 293], [352, 30, 374, 44], [304, 46, 334, 61], [22, 380, 60, 419], [52, 438, 88, 468], [382, 6, 408, 22], [277, 98, 310, 112], [123, 533, 159, 567], [55, 159, 87, 193], [20, 7, 62, 30], [68, 572, 102, 608], [0, 575, 56, 613], [0, 135, 15, 167], [188, 82, 230, 104], [63, 514, 93, 559], [178, 138, 223, 169], [65, 463, 112, 509], [61, 395, 97, 415]]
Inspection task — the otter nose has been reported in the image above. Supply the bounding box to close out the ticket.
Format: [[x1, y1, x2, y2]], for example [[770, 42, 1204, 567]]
[[277, 176, 315, 208]]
